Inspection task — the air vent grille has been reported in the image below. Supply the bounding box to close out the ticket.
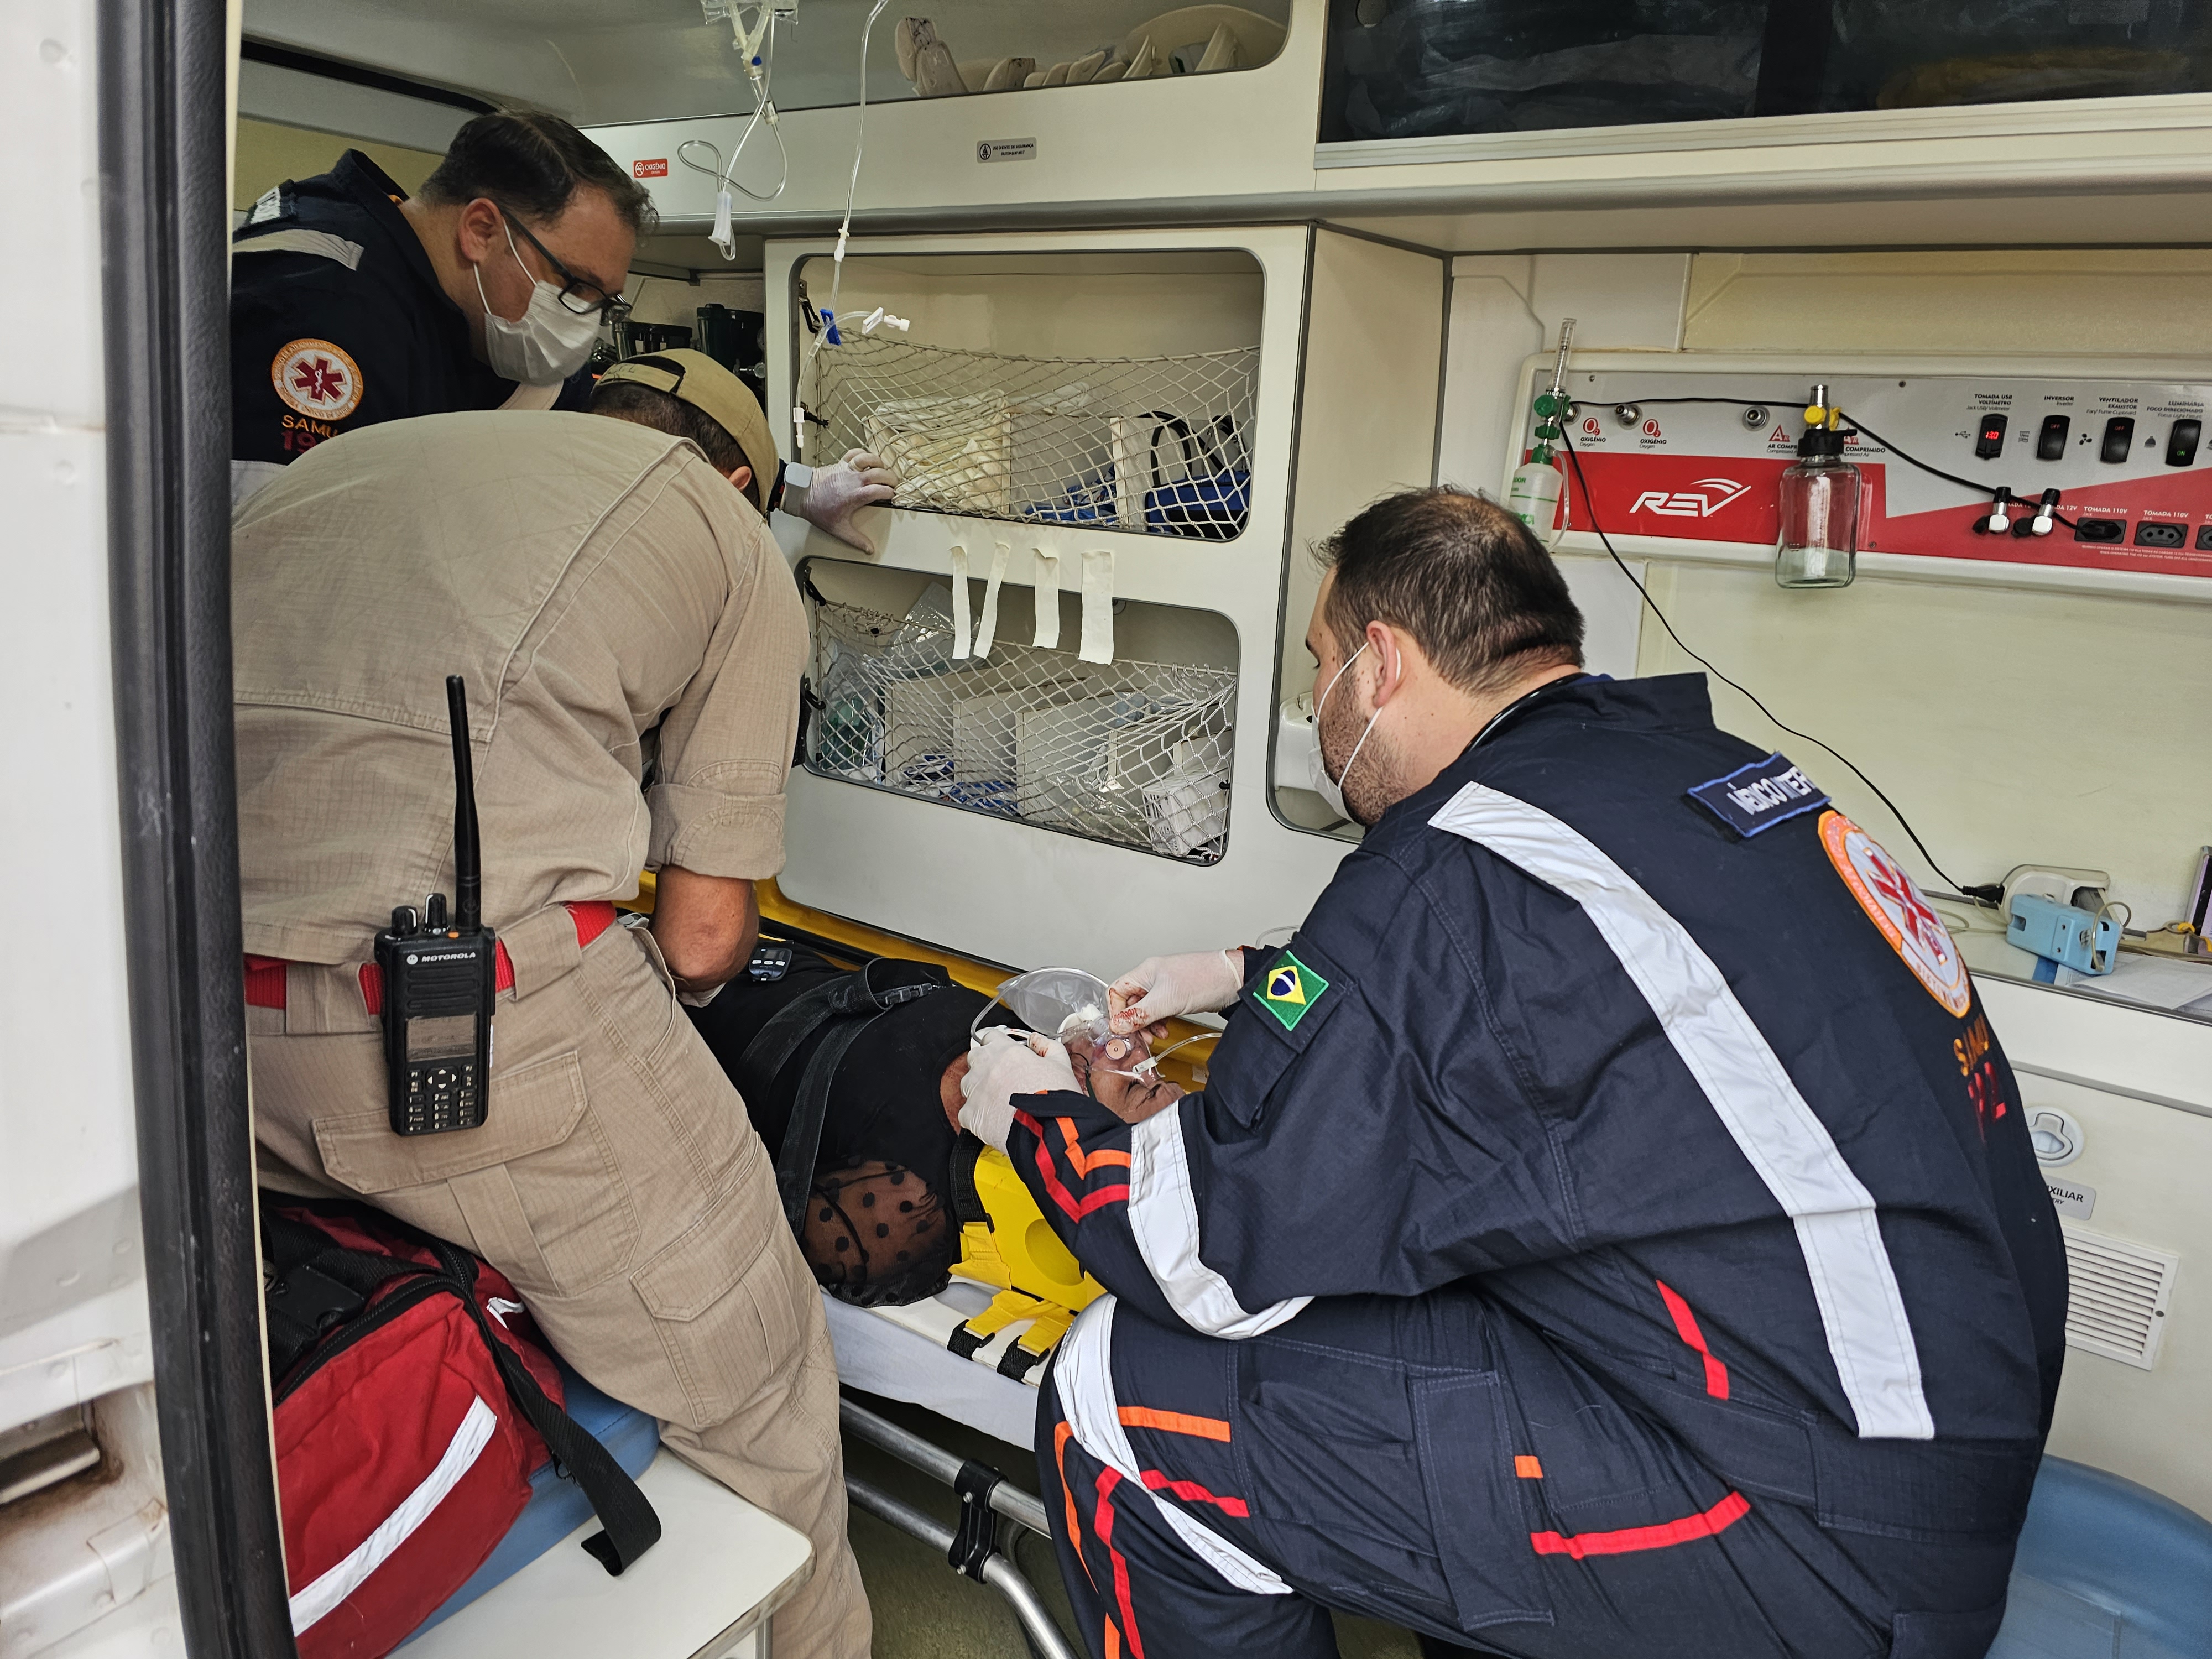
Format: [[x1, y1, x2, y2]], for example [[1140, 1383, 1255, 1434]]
[[2062, 1225, 2178, 1371]]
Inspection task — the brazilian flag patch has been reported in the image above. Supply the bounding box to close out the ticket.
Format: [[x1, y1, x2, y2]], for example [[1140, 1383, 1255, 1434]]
[[1256, 951, 1329, 1032]]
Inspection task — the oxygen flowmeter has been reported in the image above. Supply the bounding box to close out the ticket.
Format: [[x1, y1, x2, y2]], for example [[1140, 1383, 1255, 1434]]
[[1509, 319, 1575, 549]]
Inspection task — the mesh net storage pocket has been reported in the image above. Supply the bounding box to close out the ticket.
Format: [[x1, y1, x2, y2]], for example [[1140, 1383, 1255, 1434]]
[[805, 596, 1237, 863], [808, 337, 1258, 541]]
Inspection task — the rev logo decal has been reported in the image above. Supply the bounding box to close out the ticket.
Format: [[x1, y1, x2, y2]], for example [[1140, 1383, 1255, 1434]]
[[1256, 952, 1329, 1032], [1629, 478, 1752, 519]]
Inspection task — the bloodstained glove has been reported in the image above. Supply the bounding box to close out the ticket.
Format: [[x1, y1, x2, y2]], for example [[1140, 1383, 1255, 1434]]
[[1107, 948, 1246, 1035]]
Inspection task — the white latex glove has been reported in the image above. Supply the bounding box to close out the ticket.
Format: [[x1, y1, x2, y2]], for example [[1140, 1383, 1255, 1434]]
[[1108, 948, 1246, 1035], [794, 448, 898, 554], [959, 1027, 1080, 1152]]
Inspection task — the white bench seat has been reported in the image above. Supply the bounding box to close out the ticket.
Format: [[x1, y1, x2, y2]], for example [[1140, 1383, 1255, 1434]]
[[399, 1449, 812, 1659]]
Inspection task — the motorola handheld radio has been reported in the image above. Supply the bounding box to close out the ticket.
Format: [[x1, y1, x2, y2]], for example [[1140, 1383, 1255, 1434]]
[[374, 676, 498, 1135]]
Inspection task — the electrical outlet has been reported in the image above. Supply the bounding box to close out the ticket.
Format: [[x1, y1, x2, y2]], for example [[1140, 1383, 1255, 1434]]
[[2002, 864, 2112, 920]]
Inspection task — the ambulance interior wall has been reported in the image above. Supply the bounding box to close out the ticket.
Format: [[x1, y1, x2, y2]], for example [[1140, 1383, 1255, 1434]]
[[1432, 247, 2212, 1517], [1436, 248, 2212, 933]]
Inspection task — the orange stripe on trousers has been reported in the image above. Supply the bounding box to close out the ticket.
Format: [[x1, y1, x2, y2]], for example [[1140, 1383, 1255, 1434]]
[[1117, 1406, 1232, 1442]]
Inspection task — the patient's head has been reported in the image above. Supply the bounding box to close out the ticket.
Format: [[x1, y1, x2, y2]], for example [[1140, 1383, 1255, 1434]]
[[790, 978, 1020, 1306]]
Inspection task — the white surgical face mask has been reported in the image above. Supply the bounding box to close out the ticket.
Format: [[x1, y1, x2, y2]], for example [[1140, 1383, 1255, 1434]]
[[1307, 640, 1381, 823], [473, 222, 601, 387]]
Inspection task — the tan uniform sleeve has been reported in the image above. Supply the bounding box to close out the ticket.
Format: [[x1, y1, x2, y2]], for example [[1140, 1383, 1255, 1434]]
[[646, 498, 808, 880]]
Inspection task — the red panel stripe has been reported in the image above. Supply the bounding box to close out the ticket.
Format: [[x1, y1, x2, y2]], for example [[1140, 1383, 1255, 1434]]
[[1094, 1469, 1145, 1659], [1531, 1490, 1750, 1560], [1655, 1279, 1730, 1401], [1140, 1468, 1250, 1519]]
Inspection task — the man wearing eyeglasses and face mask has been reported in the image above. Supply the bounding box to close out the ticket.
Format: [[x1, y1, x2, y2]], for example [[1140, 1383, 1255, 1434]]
[[229, 112, 894, 549]]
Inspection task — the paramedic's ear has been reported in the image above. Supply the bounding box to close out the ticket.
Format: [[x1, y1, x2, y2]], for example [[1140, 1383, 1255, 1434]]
[[727, 463, 754, 498]]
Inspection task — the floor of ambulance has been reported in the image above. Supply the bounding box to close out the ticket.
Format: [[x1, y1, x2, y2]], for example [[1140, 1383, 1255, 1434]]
[[842, 1390, 1418, 1658]]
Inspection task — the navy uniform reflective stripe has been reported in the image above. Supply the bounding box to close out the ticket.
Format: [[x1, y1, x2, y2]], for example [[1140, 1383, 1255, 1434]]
[[1429, 780, 1935, 1442]]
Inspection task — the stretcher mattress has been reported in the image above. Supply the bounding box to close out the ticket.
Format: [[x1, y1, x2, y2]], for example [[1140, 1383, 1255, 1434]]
[[822, 1281, 1046, 1449]]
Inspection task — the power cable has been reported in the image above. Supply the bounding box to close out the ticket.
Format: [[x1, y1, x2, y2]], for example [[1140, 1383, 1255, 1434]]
[[1554, 424, 2000, 904]]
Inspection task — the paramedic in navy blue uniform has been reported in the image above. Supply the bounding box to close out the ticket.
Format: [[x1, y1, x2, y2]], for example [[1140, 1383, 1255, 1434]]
[[229, 112, 898, 546], [229, 113, 642, 507], [962, 488, 2068, 1659]]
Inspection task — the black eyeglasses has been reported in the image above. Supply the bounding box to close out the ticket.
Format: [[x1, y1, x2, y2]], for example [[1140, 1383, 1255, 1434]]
[[497, 205, 620, 317]]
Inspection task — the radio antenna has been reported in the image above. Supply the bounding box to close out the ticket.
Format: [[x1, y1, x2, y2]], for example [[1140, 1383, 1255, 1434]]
[[446, 675, 482, 936]]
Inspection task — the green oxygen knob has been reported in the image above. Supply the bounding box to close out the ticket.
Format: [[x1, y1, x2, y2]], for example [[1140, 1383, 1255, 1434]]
[[1533, 392, 1563, 417]]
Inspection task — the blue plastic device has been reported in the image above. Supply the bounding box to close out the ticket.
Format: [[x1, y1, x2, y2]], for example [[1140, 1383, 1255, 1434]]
[[2007, 893, 2120, 978]]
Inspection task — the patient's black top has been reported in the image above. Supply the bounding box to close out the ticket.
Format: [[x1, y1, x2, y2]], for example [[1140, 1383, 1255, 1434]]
[[686, 947, 1017, 1306]]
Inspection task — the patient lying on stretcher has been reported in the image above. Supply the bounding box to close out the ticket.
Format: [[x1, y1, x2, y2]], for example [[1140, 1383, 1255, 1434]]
[[685, 945, 1175, 1308]]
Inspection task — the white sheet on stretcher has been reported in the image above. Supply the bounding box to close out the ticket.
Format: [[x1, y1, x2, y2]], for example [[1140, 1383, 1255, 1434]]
[[821, 1281, 1047, 1449]]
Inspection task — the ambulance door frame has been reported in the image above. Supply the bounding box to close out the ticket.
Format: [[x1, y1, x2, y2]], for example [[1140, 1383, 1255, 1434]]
[[100, 0, 295, 1653]]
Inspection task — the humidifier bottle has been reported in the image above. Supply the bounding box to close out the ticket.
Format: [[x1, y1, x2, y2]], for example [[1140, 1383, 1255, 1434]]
[[1776, 385, 1862, 589]]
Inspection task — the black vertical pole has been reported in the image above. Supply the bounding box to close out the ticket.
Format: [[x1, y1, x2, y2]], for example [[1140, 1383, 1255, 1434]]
[[98, 0, 296, 1652]]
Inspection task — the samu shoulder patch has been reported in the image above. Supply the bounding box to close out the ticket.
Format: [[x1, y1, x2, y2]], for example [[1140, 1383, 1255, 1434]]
[[1687, 752, 1828, 839], [1255, 951, 1330, 1032], [272, 338, 363, 421], [1820, 810, 1974, 1016]]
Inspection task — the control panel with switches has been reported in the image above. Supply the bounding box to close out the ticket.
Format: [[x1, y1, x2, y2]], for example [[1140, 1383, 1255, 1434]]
[[1537, 364, 2212, 580]]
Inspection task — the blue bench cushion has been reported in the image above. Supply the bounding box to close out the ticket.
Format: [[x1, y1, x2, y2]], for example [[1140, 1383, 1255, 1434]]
[[1990, 1456, 2212, 1659], [400, 1362, 661, 1644]]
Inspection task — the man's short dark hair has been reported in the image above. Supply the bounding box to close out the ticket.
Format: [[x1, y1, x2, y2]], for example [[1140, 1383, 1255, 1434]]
[[590, 378, 743, 476], [420, 112, 656, 237], [1317, 487, 1584, 695]]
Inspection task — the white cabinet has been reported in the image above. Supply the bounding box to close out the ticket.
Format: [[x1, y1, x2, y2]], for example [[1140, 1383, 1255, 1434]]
[[760, 225, 1441, 976]]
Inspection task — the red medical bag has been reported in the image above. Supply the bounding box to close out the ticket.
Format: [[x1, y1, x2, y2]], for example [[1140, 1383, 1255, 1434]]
[[262, 1199, 659, 1658]]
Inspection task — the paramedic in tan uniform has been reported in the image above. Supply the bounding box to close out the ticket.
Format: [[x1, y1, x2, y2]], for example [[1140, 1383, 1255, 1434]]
[[231, 354, 868, 1659]]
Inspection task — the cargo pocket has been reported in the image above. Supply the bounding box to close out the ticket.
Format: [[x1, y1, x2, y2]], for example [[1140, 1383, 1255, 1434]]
[[1411, 1371, 1552, 1634], [1890, 1600, 2007, 1658], [312, 1050, 639, 1301], [632, 1183, 814, 1432]]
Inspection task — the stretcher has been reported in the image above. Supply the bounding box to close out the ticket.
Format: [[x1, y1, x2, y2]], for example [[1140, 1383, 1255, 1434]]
[[632, 872, 1209, 1388], [627, 875, 1213, 1658]]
